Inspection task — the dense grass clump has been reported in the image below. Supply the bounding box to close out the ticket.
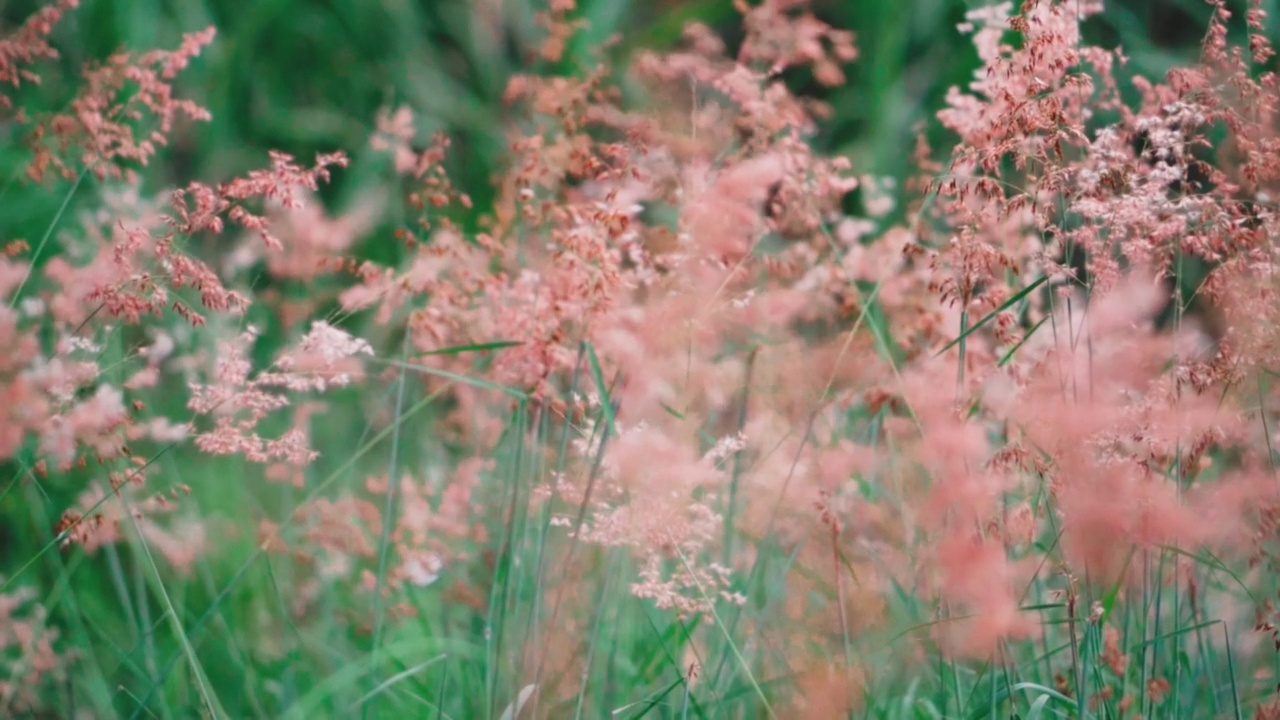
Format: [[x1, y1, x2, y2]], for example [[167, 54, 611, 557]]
[[6, 0, 1280, 717]]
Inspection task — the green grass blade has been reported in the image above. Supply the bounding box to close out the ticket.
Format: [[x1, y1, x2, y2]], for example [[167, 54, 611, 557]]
[[936, 275, 1048, 357]]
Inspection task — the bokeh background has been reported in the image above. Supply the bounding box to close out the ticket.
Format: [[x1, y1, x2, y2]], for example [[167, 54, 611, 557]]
[[0, 0, 1272, 715], [1, 0, 1251, 215]]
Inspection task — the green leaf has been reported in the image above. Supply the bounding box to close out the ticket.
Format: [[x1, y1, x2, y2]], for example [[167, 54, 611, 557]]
[[420, 340, 522, 356], [585, 341, 617, 434], [370, 357, 527, 399], [498, 684, 537, 720], [997, 316, 1048, 367], [1024, 694, 1052, 720], [936, 275, 1048, 357]]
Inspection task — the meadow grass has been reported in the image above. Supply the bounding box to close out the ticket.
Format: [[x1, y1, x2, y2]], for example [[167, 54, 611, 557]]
[[5, 0, 1280, 718]]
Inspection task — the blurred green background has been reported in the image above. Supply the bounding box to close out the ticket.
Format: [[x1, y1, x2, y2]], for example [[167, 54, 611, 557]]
[[2, 0, 1261, 221]]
